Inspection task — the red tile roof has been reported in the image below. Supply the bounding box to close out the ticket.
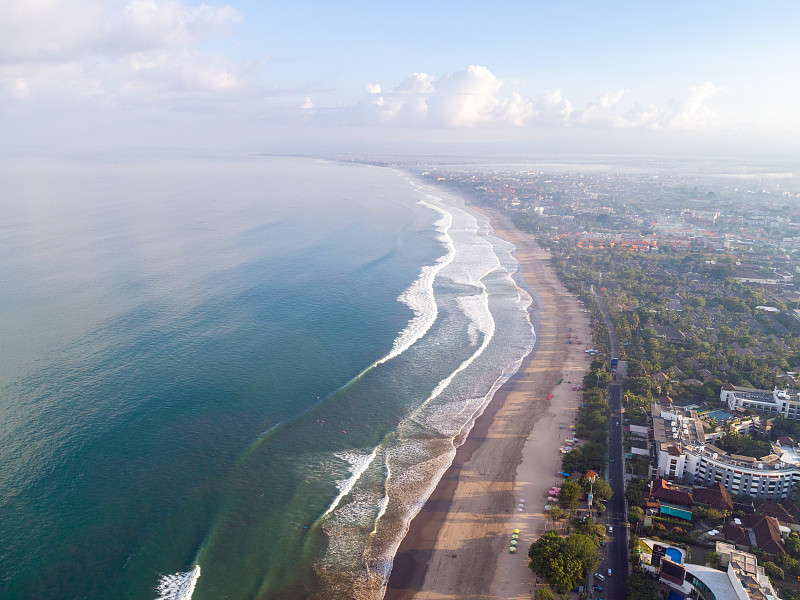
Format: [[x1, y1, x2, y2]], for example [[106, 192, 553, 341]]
[[722, 524, 751, 547], [745, 514, 784, 555], [753, 500, 800, 526], [693, 482, 733, 512], [649, 478, 694, 507]]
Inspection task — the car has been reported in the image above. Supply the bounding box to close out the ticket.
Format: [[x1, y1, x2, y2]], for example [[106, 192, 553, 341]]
[[599, 539, 605, 547], [607, 526, 613, 534], [607, 567, 612, 575], [593, 585, 603, 591], [594, 572, 605, 581]]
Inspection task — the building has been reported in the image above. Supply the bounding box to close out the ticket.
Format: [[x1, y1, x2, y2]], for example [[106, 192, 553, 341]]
[[720, 383, 800, 420], [650, 402, 800, 499], [640, 541, 780, 600]]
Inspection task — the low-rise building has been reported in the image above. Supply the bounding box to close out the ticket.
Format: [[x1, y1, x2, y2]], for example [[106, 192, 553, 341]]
[[640, 541, 780, 600]]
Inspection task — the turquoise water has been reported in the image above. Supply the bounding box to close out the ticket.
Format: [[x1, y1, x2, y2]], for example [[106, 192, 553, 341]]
[[703, 409, 733, 422], [0, 156, 534, 599]]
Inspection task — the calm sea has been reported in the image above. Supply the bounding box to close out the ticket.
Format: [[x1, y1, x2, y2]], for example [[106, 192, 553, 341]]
[[0, 156, 534, 600]]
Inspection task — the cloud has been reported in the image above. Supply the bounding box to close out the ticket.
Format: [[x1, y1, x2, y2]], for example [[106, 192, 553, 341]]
[[354, 66, 535, 128], [338, 67, 723, 133], [0, 0, 242, 101], [533, 89, 574, 125], [668, 81, 723, 130]]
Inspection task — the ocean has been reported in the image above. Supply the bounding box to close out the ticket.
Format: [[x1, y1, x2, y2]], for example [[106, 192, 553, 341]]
[[0, 155, 535, 600]]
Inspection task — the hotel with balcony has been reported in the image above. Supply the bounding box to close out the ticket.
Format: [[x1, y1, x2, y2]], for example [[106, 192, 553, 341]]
[[650, 402, 800, 500]]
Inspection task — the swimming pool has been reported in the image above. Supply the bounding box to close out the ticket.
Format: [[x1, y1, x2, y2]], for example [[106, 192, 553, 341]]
[[703, 409, 733, 422], [665, 547, 683, 563]]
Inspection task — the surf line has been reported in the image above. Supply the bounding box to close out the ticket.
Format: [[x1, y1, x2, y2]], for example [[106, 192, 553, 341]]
[[320, 446, 381, 518], [242, 192, 456, 459], [312, 193, 457, 522]]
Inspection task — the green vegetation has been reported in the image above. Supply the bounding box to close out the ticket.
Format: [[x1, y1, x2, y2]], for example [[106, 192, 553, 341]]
[[563, 362, 610, 474], [533, 588, 555, 600], [625, 478, 649, 507], [527, 531, 601, 593], [557, 479, 582, 509], [691, 505, 726, 524], [580, 475, 612, 502], [715, 431, 772, 459], [628, 505, 643, 526], [770, 417, 800, 441], [764, 561, 785, 581], [624, 573, 660, 600]]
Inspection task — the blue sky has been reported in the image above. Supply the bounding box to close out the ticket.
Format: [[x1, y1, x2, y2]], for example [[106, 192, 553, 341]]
[[2, 0, 799, 155]]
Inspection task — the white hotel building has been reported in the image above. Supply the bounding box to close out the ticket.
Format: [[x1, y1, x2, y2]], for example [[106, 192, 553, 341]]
[[650, 402, 800, 500], [720, 383, 800, 420]]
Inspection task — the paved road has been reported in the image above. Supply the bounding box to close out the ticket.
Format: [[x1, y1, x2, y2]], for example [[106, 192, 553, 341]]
[[592, 289, 628, 600]]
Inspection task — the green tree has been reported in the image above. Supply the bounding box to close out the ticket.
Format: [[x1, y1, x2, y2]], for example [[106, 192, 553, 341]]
[[624, 572, 660, 600], [625, 478, 649, 507], [562, 533, 601, 585], [559, 479, 582, 509], [549, 507, 565, 522], [628, 505, 643, 526], [528, 532, 600, 593], [785, 534, 800, 560], [592, 477, 613, 502], [624, 377, 657, 397], [534, 588, 555, 600], [764, 561, 785, 580]]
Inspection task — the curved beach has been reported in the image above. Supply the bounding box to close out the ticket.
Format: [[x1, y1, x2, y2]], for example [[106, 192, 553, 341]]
[[384, 205, 592, 600]]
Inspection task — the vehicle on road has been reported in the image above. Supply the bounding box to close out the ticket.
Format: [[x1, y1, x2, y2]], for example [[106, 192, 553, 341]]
[[593, 585, 603, 591], [607, 568, 612, 575], [594, 573, 605, 581], [607, 526, 613, 533]]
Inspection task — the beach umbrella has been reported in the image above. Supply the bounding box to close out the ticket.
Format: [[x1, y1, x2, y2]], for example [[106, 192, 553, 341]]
[[511, 533, 519, 540], [509, 547, 516, 553], [510, 540, 518, 546], [513, 529, 519, 533]]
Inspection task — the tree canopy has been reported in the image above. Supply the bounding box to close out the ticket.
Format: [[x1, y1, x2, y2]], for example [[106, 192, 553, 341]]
[[528, 532, 601, 592], [624, 573, 660, 600], [580, 475, 612, 502], [558, 479, 582, 509], [533, 587, 555, 600]]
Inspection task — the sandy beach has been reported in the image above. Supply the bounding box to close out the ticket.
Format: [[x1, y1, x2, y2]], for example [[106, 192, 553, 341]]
[[384, 205, 592, 600]]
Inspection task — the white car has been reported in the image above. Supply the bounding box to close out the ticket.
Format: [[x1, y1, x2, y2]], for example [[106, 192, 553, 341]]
[[607, 526, 613, 534], [607, 568, 612, 576], [594, 573, 605, 581]]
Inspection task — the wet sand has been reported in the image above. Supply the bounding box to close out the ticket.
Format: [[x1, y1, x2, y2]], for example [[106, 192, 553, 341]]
[[384, 205, 591, 600]]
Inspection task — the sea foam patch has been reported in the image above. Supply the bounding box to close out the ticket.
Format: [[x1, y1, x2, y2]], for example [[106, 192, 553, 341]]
[[154, 565, 200, 600]]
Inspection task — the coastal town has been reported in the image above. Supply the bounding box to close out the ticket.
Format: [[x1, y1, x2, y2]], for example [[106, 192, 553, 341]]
[[412, 161, 800, 600]]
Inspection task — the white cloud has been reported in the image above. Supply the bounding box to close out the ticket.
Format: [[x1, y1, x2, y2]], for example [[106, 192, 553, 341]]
[[668, 81, 723, 130], [534, 89, 574, 125], [354, 65, 537, 128], [342, 68, 724, 133], [0, 0, 242, 101]]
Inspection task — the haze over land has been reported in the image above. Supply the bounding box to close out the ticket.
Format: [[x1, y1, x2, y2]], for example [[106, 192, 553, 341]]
[[2, 1, 799, 158]]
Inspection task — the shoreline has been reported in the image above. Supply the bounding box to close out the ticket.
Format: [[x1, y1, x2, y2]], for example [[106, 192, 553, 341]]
[[384, 202, 591, 599]]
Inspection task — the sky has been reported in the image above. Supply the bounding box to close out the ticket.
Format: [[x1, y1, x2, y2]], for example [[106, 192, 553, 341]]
[[2, 0, 800, 157]]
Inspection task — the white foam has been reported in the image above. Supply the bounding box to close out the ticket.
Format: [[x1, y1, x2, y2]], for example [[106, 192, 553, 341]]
[[321, 448, 380, 518], [371, 455, 391, 534], [154, 565, 200, 600], [372, 197, 455, 368]]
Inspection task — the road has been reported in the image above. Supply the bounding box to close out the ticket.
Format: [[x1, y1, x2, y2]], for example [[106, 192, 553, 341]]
[[593, 289, 628, 600]]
